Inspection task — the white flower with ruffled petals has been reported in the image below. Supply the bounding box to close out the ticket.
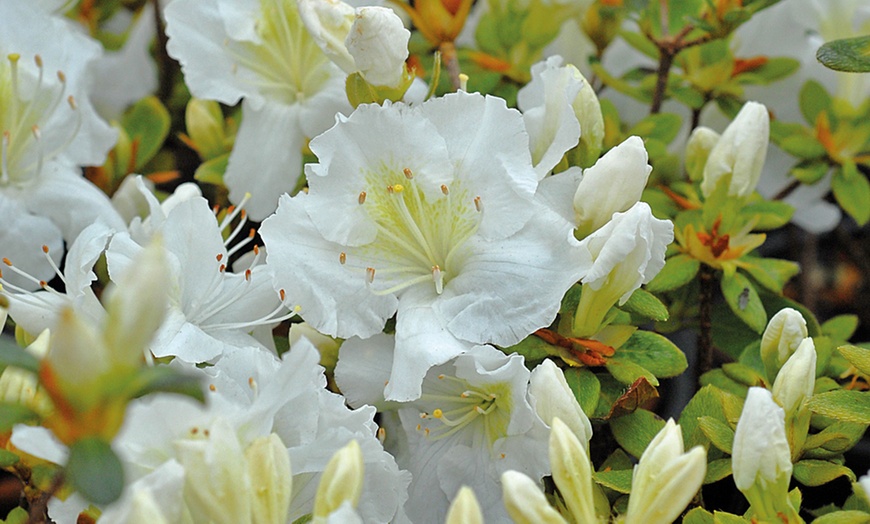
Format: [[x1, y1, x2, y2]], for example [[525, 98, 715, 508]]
[[165, 0, 351, 219], [261, 91, 589, 401], [0, 2, 121, 291]]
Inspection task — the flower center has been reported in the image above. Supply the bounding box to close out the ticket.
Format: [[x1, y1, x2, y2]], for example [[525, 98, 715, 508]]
[[227, 0, 333, 105], [340, 167, 482, 296], [0, 53, 79, 188], [416, 374, 512, 448]]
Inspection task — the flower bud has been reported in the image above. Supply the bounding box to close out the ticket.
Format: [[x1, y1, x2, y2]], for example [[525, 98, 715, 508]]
[[732, 387, 796, 521], [550, 418, 597, 524], [570, 70, 605, 168], [501, 470, 568, 524], [701, 101, 769, 198], [445, 486, 484, 524], [289, 323, 341, 370], [685, 127, 720, 182], [529, 359, 592, 446], [125, 490, 170, 524], [185, 99, 229, 160], [772, 338, 816, 416], [297, 0, 357, 74], [0, 329, 52, 415], [103, 236, 169, 369], [573, 136, 652, 238], [174, 418, 253, 524], [761, 308, 808, 381], [48, 307, 111, 400], [246, 434, 292, 524], [314, 439, 364, 518], [346, 7, 411, 88], [573, 202, 673, 337], [625, 419, 706, 524]]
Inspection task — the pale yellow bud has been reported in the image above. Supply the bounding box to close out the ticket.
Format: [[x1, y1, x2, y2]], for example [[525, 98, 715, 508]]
[[501, 470, 568, 524], [314, 440, 364, 518], [185, 99, 228, 160], [685, 127, 720, 182], [445, 487, 484, 524], [549, 418, 597, 524], [761, 308, 808, 380], [246, 434, 292, 524]]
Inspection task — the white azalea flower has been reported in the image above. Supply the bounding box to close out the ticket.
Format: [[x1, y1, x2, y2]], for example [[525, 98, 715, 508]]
[[164, 0, 352, 219], [106, 190, 289, 363], [0, 2, 121, 291], [701, 101, 770, 199], [337, 336, 550, 523], [261, 92, 589, 401], [346, 7, 410, 88]]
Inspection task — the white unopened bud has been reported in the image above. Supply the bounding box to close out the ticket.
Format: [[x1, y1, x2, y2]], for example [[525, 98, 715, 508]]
[[0, 329, 51, 415], [529, 359, 592, 446], [549, 418, 597, 524], [298, 0, 357, 73], [346, 7, 410, 88], [246, 434, 292, 524], [685, 127, 720, 181], [761, 308, 808, 380], [701, 101, 769, 198], [314, 440, 364, 518], [125, 489, 170, 524], [445, 487, 484, 524], [573, 136, 652, 238], [772, 338, 817, 416], [625, 419, 706, 524], [501, 470, 568, 524]]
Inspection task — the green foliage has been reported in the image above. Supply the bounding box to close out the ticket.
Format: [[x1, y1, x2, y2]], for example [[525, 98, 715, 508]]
[[698, 415, 734, 453], [610, 408, 665, 458], [817, 35, 870, 73], [66, 438, 125, 505], [120, 96, 171, 171], [793, 459, 857, 486], [720, 271, 766, 333], [808, 390, 870, 424], [831, 161, 870, 225], [564, 367, 601, 416], [647, 254, 700, 293], [609, 331, 688, 379], [621, 289, 670, 321], [593, 469, 633, 494], [0, 337, 39, 375], [0, 403, 40, 432]]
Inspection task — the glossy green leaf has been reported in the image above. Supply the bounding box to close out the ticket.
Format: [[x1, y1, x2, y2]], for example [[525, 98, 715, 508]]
[[120, 96, 171, 170], [646, 254, 700, 293], [564, 367, 601, 416], [740, 256, 800, 293], [683, 507, 715, 524], [699, 369, 749, 397], [817, 35, 870, 73], [779, 133, 827, 159], [721, 271, 766, 333], [832, 162, 870, 225], [503, 335, 557, 364], [611, 331, 688, 379], [621, 288, 669, 321], [610, 409, 665, 459], [680, 385, 739, 450], [823, 316, 860, 340], [791, 160, 830, 184], [739, 200, 795, 231], [193, 153, 229, 186], [629, 113, 683, 144], [0, 507, 28, 524], [592, 469, 633, 494], [738, 57, 800, 85], [66, 438, 125, 505], [605, 359, 658, 386], [802, 421, 868, 453], [713, 511, 750, 524], [808, 389, 870, 424], [792, 459, 856, 486]]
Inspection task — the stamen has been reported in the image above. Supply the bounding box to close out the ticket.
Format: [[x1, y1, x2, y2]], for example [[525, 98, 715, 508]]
[[358, 191, 366, 204], [216, 254, 224, 262], [403, 167, 413, 179], [377, 427, 386, 444], [366, 267, 376, 284], [41, 245, 67, 287], [432, 265, 443, 294], [339, 252, 346, 265], [441, 184, 449, 195], [474, 196, 482, 212]]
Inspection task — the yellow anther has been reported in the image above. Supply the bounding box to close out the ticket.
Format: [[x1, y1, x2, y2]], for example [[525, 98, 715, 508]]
[[403, 167, 413, 179], [7, 53, 20, 63], [393, 184, 405, 193], [433, 409, 443, 419], [358, 191, 366, 204], [339, 252, 347, 264]]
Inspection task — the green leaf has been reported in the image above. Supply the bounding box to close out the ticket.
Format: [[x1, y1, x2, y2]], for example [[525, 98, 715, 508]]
[[564, 367, 600, 417], [680, 385, 742, 450], [0, 449, 20, 468], [0, 403, 39, 432], [621, 289, 669, 321], [592, 469, 633, 494], [126, 366, 205, 403], [803, 421, 868, 453], [808, 389, 870, 424], [832, 162, 870, 225], [791, 160, 830, 184], [193, 153, 229, 186], [698, 416, 735, 453], [739, 200, 795, 231], [721, 271, 767, 333], [592, 374, 629, 419], [0, 507, 28, 524], [799, 80, 833, 125], [812, 511, 870, 524], [0, 337, 39, 374], [704, 459, 733, 484], [738, 57, 800, 85], [740, 256, 800, 293], [502, 335, 557, 364], [684, 507, 715, 524], [817, 35, 870, 73], [838, 345, 870, 377], [611, 331, 688, 379], [824, 315, 860, 340], [721, 362, 767, 387], [610, 409, 665, 459], [699, 369, 749, 398], [712, 302, 761, 359], [120, 96, 171, 170], [793, 459, 857, 486], [779, 133, 827, 159], [629, 113, 683, 144], [713, 511, 751, 524], [646, 254, 700, 293], [605, 359, 658, 386], [66, 438, 125, 505]]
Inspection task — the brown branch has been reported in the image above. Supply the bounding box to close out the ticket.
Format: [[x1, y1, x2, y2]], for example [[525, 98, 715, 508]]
[[772, 179, 802, 201], [26, 470, 64, 524], [438, 41, 462, 92], [697, 264, 716, 386], [152, 0, 173, 103]]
